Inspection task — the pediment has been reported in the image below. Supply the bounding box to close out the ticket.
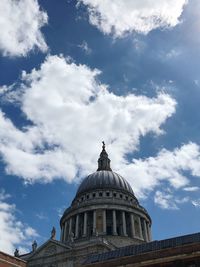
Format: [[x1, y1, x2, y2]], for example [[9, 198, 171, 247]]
[[27, 239, 71, 260]]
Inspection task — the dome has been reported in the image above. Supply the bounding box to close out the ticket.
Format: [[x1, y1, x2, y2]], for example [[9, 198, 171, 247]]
[[75, 142, 134, 197], [60, 142, 152, 247], [76, 170, 134, 197]]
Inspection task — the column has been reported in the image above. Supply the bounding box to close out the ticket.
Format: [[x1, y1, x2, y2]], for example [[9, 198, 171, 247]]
[[103, 210, 106, 234], [63, 221, 67, 242], [112, 210, 117, 235], [130, 213, 135, 238], [147, 222, 152, 241], [83, 212, 88, 237], [68, 218, 72, 235], [93, 210, 96, 235], [138, 217, 143, 239], [61, 223, 64, 242], [122, 211, 127, 236], [143, 219, 148, 241], [75, 214, 79, 238]]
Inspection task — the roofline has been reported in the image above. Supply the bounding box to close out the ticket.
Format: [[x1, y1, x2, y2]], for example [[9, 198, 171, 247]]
[[83, 232, 200, 265]]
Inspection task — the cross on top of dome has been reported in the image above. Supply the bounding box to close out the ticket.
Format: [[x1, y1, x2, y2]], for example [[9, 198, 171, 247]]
[[97, 141, 112, 171]]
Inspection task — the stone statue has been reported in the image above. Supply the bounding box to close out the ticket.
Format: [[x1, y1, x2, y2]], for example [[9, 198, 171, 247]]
[[32, 240, 37, 251], [102, 141, 105, 150], [14, 248, 19, 257], [51, 226, 56, 239]]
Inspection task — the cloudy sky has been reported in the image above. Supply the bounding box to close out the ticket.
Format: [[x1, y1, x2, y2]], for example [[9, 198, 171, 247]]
[[1, 0, 200, 254]]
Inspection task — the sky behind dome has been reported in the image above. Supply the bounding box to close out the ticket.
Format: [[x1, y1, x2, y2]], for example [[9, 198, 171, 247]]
[[1, 0, 200, 254]]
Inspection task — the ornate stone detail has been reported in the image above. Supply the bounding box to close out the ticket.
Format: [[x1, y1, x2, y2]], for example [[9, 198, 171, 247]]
[[44, 245, 57, 256]]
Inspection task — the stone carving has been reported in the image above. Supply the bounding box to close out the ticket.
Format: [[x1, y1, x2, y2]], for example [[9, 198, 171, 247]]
[[51, 226, 56, 239], [44, 245, 57, 256], [32, 240, 37, 251], [14, 248, 19, 257]]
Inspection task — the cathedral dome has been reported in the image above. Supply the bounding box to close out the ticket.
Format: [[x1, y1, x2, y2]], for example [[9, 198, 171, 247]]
[[60, 142, 152, 247], [76, 141, 134, 197], [76, 170, 134, 197]]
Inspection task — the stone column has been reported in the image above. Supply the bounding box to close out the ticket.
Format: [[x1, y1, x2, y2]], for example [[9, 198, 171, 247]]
[[130, 213, 135, 238], [61, 223, 64, 242], [75, 214, 79, 238], [63, 221, 67, 242], [147, 222, 152, 241], [112, 210, 117, 235], [83, 212, 88, 237], [122, 211, 127, 236], [93, 210, 96, 235], [103, 210, 106, 234], [138, 217, 143, 239], [68, 218, 72, 236], [143, 219, 148, 241]]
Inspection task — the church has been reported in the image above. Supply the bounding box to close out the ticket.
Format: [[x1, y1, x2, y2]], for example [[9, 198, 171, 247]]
[[17, 143, 200, 267]]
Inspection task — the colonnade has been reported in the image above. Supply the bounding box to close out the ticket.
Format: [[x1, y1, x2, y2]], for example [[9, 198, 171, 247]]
[[61, 209, 151, 242]]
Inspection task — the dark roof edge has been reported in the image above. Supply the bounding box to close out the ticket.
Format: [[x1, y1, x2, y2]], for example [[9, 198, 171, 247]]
[[83, 232, 200, 265]]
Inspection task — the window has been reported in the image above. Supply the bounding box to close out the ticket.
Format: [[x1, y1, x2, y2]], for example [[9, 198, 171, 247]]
[[106, 192, 110, 197], [125, 196, 128, 200], [113, 192, 117, 197], [93, 193, 96, 198], [120, 194, 123, 199], [99, 192, 103, 197], [87, 195, 89, 199]]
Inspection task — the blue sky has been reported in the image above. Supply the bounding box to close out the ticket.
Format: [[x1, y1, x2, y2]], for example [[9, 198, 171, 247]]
[[0, 0, 200, 254]]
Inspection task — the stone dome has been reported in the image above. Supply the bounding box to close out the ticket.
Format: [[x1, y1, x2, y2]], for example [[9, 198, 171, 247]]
[[60, 142, 152, 248], [76, 170, 134, 197], [76, 141, 134, 197]]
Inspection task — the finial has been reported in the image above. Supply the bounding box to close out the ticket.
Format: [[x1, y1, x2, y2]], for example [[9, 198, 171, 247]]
[[97, 142, 112, 171]]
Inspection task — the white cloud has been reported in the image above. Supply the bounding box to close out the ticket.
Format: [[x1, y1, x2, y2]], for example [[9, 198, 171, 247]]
[[0, 189, 11, 201], [120, 143, 200, 198], [78, 0, 188, 37], [0, 55, 176, 188], [183, 186, 199, 192], [154, 191, 178, 210], [0, 190, 38, 254], [0, 0, 48, 57], [36, 212, 48, 220], [158, 48, 182, 61], [192, 199, 200, 207], [1, 55, 200, 208], [154, 190, 189, 210], [78, 41, 92, 54], [165, 49, 182, 59]]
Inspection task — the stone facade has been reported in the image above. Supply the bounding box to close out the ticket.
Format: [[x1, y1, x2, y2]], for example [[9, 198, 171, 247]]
[[22, 144, 152, 267], [14, 144, 200, 267]]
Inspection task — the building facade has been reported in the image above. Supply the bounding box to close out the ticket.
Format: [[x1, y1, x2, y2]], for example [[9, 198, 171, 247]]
[[22, 143, 152, 266], [18, 143, 200, 267]]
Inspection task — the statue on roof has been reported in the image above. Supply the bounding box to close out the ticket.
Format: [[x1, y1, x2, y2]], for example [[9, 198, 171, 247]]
[[102, 141, 105, 150], [14, 248, 19, 257], [32, 240, 37, 251], [51, 226, 56, 239]]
